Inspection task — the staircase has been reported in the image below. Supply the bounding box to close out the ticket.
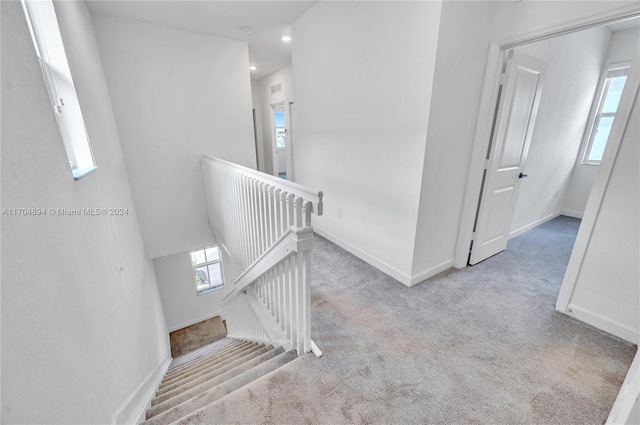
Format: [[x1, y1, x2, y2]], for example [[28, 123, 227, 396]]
[[142, 337, 298, 424]]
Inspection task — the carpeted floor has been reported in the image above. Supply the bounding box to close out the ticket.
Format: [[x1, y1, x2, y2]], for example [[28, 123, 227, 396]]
[[188, 215, 636, 424]]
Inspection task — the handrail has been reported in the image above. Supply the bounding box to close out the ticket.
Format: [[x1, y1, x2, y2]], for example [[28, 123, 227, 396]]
[[202, 156, 320, 355], [222, 226, 313, 303], [202, 156, 324, 215]]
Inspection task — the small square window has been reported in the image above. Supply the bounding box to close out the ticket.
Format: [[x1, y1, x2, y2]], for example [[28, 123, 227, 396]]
[[190, 246, 225, 295]]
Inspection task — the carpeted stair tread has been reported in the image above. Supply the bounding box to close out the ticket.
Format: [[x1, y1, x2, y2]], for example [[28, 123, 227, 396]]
[[160, 343, 262, 389], [170, 353, 299, 425], [143, 349, 297, 425], [165, 341, 251, 379], [162, 341, 258, 384], [153, 345, 272, 403], [147, 346, 282, 419], [167, 338, 239, 371], [163, 340, 253, 379], [161, 342, 257, 384], [168, 338, 236, 367]]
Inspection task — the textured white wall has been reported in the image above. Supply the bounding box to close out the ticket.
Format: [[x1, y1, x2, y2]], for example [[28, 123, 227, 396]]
[[563, 26, 640, 217], [292, 1, 442, 283], [568, 91, 639, 343], [251, 79, 265, 171], [508, 26, 611, 235], [411, 0, 498, 279], [154, 251, 233, 332], [91, 13, 256, 259], [1, 2, 170, 423]]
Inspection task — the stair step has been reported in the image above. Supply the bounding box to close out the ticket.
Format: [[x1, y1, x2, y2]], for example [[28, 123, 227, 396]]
[[160, 344, 262, 390], [172, 352, 298, 425], [161, 342, 256, 384], [165, 341, 252, 380], [167, 338, 238, 371], [147, 347, 281, 419], [164, 340, 253, 380], [143, 349, 297, 425], [153, 345, 271, 403]]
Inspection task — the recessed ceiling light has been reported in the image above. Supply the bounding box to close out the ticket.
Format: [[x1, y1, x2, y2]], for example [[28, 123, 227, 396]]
[[241, 27, 252, 34], [281, 35, 292, 42], [249, 65, 257, 71]]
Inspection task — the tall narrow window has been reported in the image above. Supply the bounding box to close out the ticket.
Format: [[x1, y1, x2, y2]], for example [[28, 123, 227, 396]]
[[21, 0, 97, 179], [190, 246, 225, 295], [583, 65, 630, 164], [275, 110, 286, 148]]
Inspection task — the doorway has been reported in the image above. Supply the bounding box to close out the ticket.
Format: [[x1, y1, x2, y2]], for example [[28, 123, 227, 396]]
[[463, 16, 639, 271], [272, 104, 287, 179], [454, 8, 640, 355], [469, 49, 547, 265]]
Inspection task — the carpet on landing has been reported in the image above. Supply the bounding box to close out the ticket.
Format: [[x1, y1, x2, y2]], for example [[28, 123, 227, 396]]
[[169, 316, 227, 358], [183, 215, 636, 424]]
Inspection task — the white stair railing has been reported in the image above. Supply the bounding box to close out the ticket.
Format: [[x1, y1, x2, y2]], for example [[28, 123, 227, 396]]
[[202, 156, 323, 356]]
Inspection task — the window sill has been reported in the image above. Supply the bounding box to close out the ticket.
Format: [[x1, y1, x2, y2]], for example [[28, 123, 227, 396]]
[[72, 166, 98, 180], [197, 285, 225, 296], [580, 162, 601, 166]]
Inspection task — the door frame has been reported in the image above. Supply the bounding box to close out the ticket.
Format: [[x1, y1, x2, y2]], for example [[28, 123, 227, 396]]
[[270, 102, 285, 177], [454, 4, 640, 270], [469, 50, 547, 265], [286, 101, 294, 181]]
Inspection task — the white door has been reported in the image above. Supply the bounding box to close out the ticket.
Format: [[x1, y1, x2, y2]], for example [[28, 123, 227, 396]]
[[469, 50, 547, 265]]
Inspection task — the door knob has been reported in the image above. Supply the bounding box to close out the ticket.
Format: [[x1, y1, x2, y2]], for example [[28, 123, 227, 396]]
[[519, 172, 528, 179]]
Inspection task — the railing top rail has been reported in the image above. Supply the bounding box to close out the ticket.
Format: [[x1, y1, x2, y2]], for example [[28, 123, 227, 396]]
[[202, 155, 324, 216]]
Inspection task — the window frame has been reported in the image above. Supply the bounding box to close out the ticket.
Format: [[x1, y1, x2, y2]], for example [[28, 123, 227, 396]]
[[189, 246, 225, 295], [582, 63, 631, 165], [21, 0, 97, 180]]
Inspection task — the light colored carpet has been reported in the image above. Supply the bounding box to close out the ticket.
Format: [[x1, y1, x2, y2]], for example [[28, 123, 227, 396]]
[[177, 216, 637, 424]]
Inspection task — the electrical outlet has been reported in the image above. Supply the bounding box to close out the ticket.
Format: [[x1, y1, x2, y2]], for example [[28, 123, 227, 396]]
[[337, 208, 342, 218]]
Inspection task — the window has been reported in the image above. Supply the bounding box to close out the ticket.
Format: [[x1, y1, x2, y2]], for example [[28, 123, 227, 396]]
[[190, 246, 225, 295], [275, 110, 286, 148], [583, 64, 630, 164], [21, 0, 97, 179]]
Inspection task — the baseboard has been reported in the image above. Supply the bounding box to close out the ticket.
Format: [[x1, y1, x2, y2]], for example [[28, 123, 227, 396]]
[[565, 304, 639, 345], [312, 226, 413, 286], [408, 259, 455, 287], [509, 212, 560, 239], [561, 209, 584, 219], [168, 311, 224, 333], [313, 226, 453, 287], [111, 355, 171, 425]]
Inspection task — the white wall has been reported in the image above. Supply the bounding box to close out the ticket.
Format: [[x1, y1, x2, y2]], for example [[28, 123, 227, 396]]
[[292, 1, 443, 284], [251, 79, 265, 171], [91, 13, 257, 260], [154, 251, 233, 332], [1, 2, 170, 423], [411, 0, 498, 280], [507, 26, 611, 235], [416, 0, 637, 274], [411, 1, 637, 282], [563, 26, 640, 217], [252, 65, 294, 176], [565, 89, 639, 343]]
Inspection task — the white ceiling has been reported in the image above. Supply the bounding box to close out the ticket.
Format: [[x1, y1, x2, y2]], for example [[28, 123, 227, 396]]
[[86, 1, 317, 79]]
